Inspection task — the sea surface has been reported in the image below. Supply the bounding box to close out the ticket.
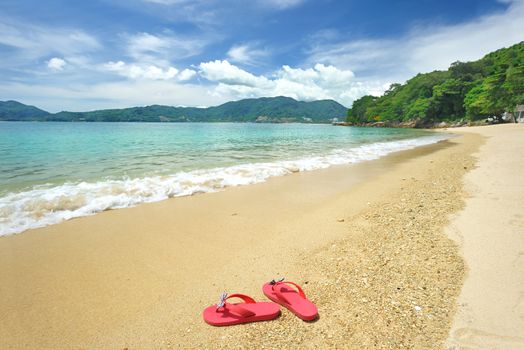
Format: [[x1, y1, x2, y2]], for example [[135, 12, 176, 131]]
[[0, 122, 450, 235]]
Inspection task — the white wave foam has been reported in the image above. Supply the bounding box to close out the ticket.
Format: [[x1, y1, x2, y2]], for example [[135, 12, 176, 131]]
[[0, 134, 450, 236]]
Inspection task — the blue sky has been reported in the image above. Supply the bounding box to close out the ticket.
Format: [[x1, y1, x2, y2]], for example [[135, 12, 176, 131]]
[[1, 0, 523, 112]]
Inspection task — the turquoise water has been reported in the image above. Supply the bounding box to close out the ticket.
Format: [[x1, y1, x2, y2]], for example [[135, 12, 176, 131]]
[[0, 122, 446, 235]]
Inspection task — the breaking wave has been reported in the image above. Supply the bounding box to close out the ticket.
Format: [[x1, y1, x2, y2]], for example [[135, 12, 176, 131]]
[[0, 134, 450, 236]]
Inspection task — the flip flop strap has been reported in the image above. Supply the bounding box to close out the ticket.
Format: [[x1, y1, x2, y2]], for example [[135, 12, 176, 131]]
[[216, 293, 256, 318], [272, 281, 306, 304], [225, 293, 256, 304]]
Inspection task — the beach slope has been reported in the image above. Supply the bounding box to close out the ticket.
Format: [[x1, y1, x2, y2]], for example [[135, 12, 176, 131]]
[[0, 127, 492, 349]]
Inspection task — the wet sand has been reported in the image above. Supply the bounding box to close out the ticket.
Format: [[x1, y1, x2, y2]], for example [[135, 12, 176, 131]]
[[0, 128, 486, 349]]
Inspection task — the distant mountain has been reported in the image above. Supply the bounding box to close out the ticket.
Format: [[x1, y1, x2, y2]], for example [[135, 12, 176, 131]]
[[0, 96, 347, 123], [0, 100, 50, 121]]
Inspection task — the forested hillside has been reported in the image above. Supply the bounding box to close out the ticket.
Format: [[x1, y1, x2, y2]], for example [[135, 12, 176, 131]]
[[0, 101, 50, 121], [347, 42, 524, 126], [0, 96, 347, 123]]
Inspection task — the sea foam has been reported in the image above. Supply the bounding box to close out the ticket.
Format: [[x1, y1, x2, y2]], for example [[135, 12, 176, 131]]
[[0, 134, 450, 236]]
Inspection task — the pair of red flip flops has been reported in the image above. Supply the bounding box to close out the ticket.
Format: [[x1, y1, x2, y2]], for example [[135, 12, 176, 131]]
[[203, 279, 318, 326]]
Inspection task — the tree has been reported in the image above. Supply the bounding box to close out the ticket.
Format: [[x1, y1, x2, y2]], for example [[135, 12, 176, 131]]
[[464, 75, 505, 119], [346, 95, 377, 124], [502, 65, 524, 109]]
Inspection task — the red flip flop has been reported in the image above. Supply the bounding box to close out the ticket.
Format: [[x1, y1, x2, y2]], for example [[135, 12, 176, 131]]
[[203, 292, 281, 326], [262, 279, 318, 321]]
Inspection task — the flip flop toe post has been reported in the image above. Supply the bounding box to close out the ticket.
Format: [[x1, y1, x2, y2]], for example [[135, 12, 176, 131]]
[[262, 280, 318, 321], [203, 293, 280, 326]]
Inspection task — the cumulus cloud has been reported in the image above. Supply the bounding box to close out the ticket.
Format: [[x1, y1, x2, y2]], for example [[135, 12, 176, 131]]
[[277, 63, 355, 87], [104, 61, 177, 80], [198, 60, 377, 106], [103, 60, 196, 81], [47, 57, 67, 71], [177, 68, 197, 81], [98, 30, 205, 83], [199, 60, 272, 87]]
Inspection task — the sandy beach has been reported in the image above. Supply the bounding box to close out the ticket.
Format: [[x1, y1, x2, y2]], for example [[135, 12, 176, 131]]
[[446, 125, 524, 349], [1, 124, 522, 349]]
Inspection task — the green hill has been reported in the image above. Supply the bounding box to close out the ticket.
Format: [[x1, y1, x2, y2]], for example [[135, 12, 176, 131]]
[[347, 41, 524, 127], [0, 100, 50, 121], [0, 96, 347, 123]]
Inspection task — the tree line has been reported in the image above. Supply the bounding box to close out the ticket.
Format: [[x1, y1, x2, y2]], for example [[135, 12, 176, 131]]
[[347, 42, 524, 125]]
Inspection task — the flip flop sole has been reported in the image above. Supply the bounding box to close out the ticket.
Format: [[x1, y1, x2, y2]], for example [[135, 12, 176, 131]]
[[262, 283, 318, 321], [203, 302, 280, 326]]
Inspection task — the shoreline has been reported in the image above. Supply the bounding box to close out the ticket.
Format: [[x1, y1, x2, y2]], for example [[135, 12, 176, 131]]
[[0, 129, 483, 348], [0, 129, 446, 237]]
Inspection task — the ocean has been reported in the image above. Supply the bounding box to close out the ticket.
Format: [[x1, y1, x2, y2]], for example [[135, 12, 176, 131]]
[[0, 122, 449, 235]]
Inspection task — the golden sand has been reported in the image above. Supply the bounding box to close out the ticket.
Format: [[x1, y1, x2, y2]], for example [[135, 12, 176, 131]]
[[0, 128, 491, 349], [204, 133, 480, 350]]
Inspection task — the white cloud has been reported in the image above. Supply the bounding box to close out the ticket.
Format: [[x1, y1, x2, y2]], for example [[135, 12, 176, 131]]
[[134, 0, 219, 26], [96, 31, 207, 84], [128, 33, 169, 55], [47, 57, 67, 71], [307, 0, 524, 84], [104, 61, 177, 80], [95, 30, 206, 83], [277, 63, 355, 88], [2, 1, 523, 112], [0, 79, 225, 113], [227, 43, 269, 66], [177, 68, 197, 81], [0, 18, 100, 61], [103, 61, 197, 81], [125, 31, 207, 64], [198, 60, 370, 106], [227, 45, 250, 62], [199, 60, 272, 87], [262, 0, 306, 10]]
